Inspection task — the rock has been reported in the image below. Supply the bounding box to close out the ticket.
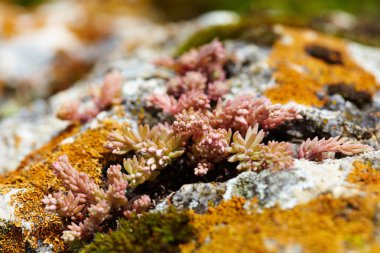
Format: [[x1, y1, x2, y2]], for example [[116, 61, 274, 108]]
[[168, 183, 226, 213], [0, 100, 68, 173], [155, 151, 379, 213]]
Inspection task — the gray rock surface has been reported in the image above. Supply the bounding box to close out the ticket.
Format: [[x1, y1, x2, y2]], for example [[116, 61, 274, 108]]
[[155, 151, 379, 213]]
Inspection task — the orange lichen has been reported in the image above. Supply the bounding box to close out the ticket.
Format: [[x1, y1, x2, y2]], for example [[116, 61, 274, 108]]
[[347, 161, 380, 186], [345, 161, 380, 203], [265, 26, 379, 106], [0, 226, 24, 253], [182, 195, 380, 253], [0, 118, 124, 252], [0, 4, 23, 39]]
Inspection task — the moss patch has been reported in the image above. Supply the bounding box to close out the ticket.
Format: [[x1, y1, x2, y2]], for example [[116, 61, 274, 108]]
[[80, 209, 196, 253], [175, 19, 282, 56]]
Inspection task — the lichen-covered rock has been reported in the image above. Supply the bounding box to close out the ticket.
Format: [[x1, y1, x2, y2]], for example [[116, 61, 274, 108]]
[[155, 151, 380, 214], [181, 156, 380, 253], [155, 183, 227, 214], [0, 10, 380, 253]]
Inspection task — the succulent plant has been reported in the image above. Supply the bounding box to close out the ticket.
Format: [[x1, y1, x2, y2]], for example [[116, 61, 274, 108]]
[[155, 39, 228, 82], [191, 128, 232, 176], [172, 108, 212, 139], [167, 71, 207, 97], [43, 155, 150, 242], [147, 90, 210, 115], [57, 71, 123, 123], [298, 136, 374, 161], [123, 156, 160, 189], [227, 124, 266, 171], [213, 95, 302, 134], [106, 124, 185, 174], [227, 124, 294, 172], [261, 141, 294, 172]]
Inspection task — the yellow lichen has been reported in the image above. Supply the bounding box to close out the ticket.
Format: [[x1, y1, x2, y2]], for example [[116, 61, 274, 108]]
[[265, 26, 379, 106]]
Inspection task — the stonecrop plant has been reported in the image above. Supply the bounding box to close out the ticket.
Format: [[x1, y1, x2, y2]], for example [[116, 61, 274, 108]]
[[45, 39, 374, 246], [149, 39, 230, 108], [57, 71, 123, 123], [105, 123, 185, 177], [154, 39, 228, 83], [227, 124, 294, 172], [298, 136, 373, 161], [43, 155, 150, 242]]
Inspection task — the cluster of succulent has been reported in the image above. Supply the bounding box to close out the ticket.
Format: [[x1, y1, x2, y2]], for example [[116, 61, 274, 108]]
[[57, 71, 123, 122], [43, 155, 151, 242], [111, 93, 304, 176], [147, 40, 300, 175], [145, 40, 372, 175], [149, 92, 302, 175]]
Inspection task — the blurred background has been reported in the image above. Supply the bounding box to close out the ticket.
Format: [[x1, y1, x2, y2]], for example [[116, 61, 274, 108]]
[[1, 0, 379, 119]]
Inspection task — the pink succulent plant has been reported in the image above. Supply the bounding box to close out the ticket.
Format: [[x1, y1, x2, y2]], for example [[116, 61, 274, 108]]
[[147, 90, 210, 115], [298, 136, 373, 161], [43, 155, 151, 241], [154, 40, 231, 102], [57, 71, 123, 123], [155, 40, 228, 82], [213, 95, 302, 134]]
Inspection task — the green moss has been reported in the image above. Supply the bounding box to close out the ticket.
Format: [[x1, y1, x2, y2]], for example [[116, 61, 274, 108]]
[[79, 209, 196, 253], [175, 19, 281, 56], [175, 23, 242, 56], [8, 0, 49, 7], [176, 10, 380, 57], [153, 0, 251, 21], [154, 0, 380, 21]]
